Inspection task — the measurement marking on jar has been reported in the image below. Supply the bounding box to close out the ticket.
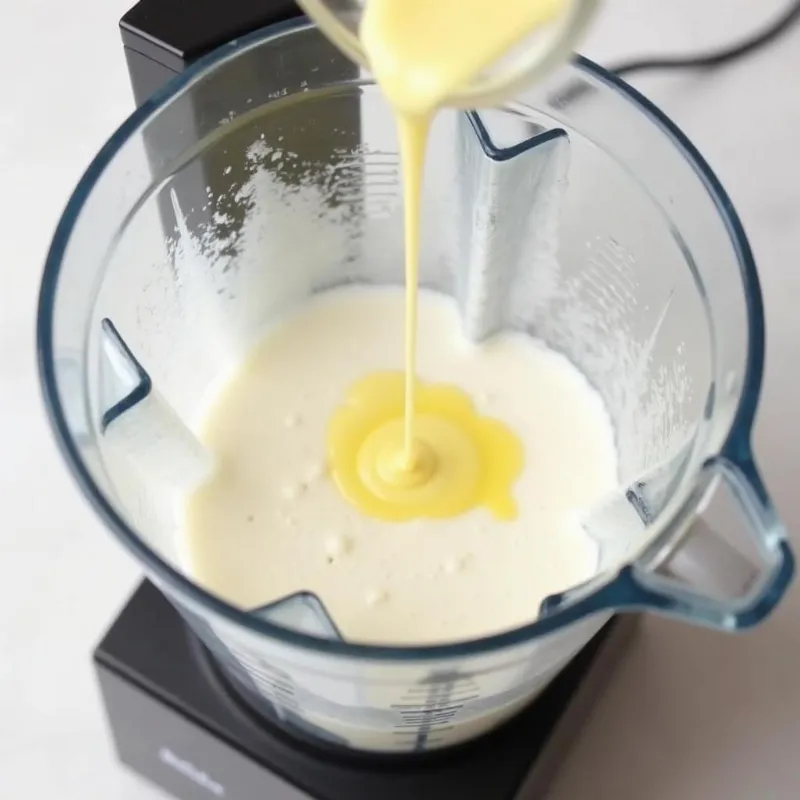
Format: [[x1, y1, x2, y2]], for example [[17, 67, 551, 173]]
[[392, 672, 480, 751], [228, 648, 300, 712]]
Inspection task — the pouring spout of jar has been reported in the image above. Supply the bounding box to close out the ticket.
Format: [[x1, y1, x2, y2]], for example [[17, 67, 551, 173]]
[[550, 453, 794, 632]]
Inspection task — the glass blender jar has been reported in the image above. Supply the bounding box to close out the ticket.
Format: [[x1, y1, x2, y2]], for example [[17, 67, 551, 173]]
[[293, 0, 601, 107], [37, 20, 793, 754]]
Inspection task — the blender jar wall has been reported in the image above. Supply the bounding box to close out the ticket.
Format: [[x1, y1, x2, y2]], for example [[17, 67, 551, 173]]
[[80, 61, 627, 753], [511, 63, 792, 622], [56, 28, 362, 566], [526, 65, 750, 467], [38, 22, 791, 754], [177, 591, 610, 752]]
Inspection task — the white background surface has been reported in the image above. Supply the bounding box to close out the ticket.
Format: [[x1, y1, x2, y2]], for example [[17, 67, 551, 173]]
[[2, 1, 800, 798]]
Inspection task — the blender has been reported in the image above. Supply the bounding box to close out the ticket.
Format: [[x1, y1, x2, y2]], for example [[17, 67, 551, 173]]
[[37, 0, 793, 796]]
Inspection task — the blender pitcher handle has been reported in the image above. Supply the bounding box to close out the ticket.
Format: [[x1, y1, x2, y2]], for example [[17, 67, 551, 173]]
[[616, 455, 794, 630]]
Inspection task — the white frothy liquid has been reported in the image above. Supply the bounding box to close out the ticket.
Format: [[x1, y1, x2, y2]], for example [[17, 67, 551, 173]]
[[183, 286, 618, 645]]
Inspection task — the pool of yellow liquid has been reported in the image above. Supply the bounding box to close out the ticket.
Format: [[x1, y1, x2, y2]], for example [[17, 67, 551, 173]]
[[327, 0, 565, 521], [328, 372, 523, 522]]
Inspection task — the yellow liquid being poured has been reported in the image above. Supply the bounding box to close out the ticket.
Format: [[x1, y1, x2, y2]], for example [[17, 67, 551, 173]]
[[327, 0, 565, 521]]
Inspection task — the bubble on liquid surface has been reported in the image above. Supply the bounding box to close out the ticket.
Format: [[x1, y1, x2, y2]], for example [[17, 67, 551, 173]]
[[281, 482, 306, 501], [365, 588, 388, 606], [443, 554, 473, 575], [305, 461, 327, 484], [443, 557, 461, 575], [476, 391, 494, 407], [325, 534, 353, 561]]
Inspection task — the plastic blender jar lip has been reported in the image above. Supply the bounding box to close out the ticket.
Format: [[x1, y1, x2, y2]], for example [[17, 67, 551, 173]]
[[37, 19, 766, 662]]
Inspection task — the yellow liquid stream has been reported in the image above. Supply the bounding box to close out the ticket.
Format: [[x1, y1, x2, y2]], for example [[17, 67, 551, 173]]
[[327, 0, 564, 521]]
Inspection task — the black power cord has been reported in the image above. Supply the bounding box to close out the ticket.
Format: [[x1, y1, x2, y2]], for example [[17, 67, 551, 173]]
[[550, 1, 800, 107], [610, 0, 800, 79]]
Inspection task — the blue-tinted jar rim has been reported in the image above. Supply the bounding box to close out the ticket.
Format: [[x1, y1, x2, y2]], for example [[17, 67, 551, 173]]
[[37, 19, 765, 661]]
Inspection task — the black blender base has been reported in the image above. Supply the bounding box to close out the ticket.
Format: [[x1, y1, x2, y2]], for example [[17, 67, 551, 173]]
[[94, 582, 637, 800]]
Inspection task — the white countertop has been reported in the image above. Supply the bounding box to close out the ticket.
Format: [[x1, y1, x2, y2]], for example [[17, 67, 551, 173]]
[[2, 0, 800, 797]]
